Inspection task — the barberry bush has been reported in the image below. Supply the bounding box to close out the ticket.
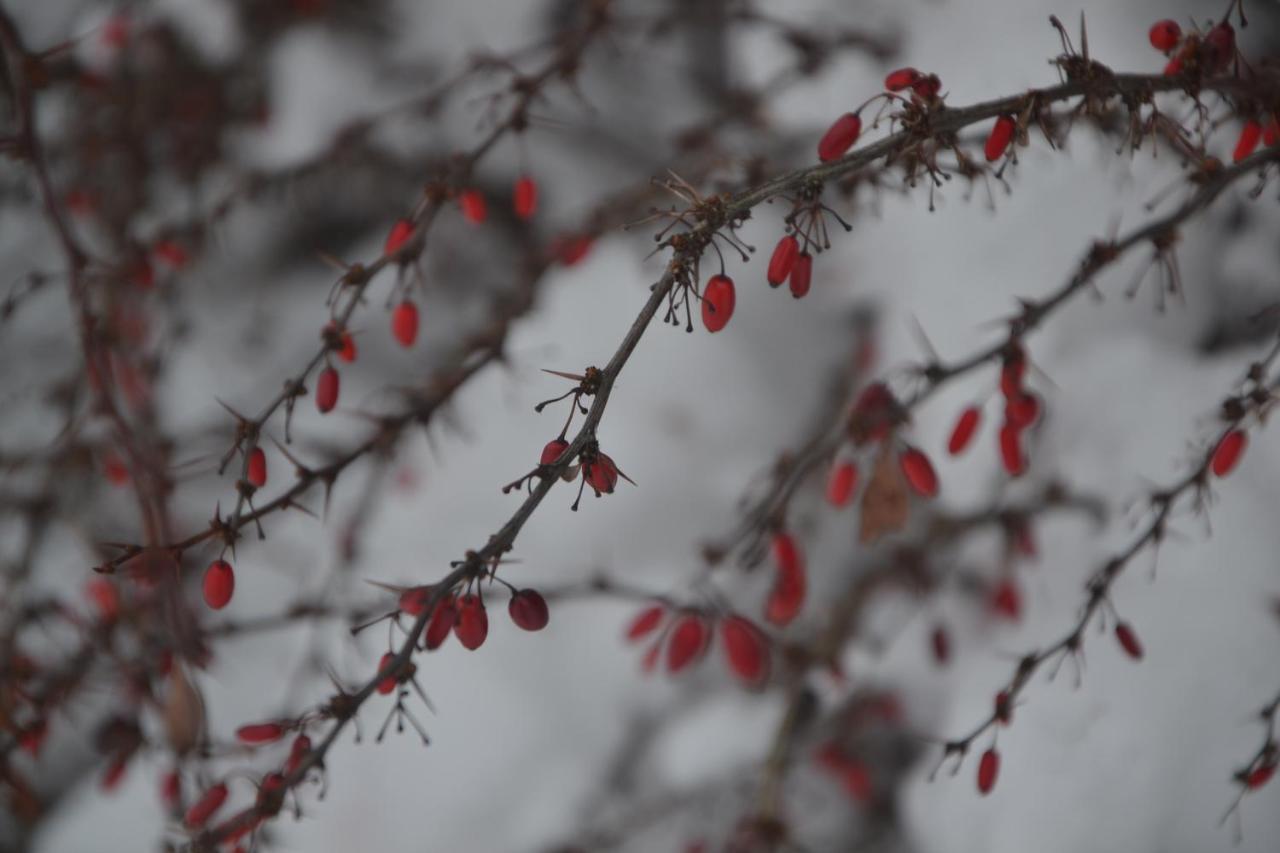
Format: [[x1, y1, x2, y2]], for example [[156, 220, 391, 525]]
[[1, 0, 1279, 851]]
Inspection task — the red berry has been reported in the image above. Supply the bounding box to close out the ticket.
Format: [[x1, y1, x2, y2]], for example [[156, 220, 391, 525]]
[[817, 112, 862, 162], [899, 446, 939, 497], [424, 595, 456, 650], [86, 578, 120, 622], [184, 783, 229, 829], [701, 274, 736, 333], [1114, 622, 1143, 660], [1163, 55, 1184, 76], [555, 235, 593, 266], [397, 585, 431, 616], [977, 747, 1000, 794], [825, 460, 858, 507], [1234, 121, 1262, 163], [765, 532, 806, 627], [453, 594, 489, 650], [1247, 763, 1276, 789], [337, 330, 357, 363], [459, 189, 487, 224], [540, 438, 570, 465], [1211, 429, 1247, 477], [203, 559, 235, 610], [789, 252, 813, 299], [990, 578, 1021, 622], [236, 723, 286, 744], [1148, 20, 1181, 52], [626, 605, 666, 642], [1203, 22, 1235, 72], [376, 652, 398, 694], [1000, 344, 1027, 398], [1004, 392, 1040, 430], [584, 452, 620, 494], [883, 67, 920, 91], [985, 115, 1016, 162], [508, 589, 549, 631], [391, 300, 419, 348], [948, 406, 981, 455], [513, 175, 537, 220], [666, 612, 709, 673], [384, 218, 414, 256], [1263, 117, 1279, 148], [315, 366, 339, 414], [767, 235, 799, 287], [285, 734, 311, 775], [910, 73, 942, 100], [153, 239, 189, 269], [719, 615, 769, 686], [246, 446, 267, 488], [998, 423, 1026, 477], [930, 624, 950, 665]]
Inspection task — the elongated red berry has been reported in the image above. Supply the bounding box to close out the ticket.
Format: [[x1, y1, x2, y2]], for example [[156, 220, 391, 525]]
[[284, 734, 311, 775], [1211, 429, 1247, 477], [376, 652, 398, 694], [1234, 121, 1262, 163], [184, 783, 228, 829], [453, 594, 488, 650], [948, 406, 981, 455], [666, 612, 709, 673], [540, 438, 569, 465], [930, 624, 950, 665], [884, 67, 920, 91], [719, 615, 769, 686], [203, 559, 235, 610], [977, 747, 1000, 794], [1000, 344, 1027, 398], [1148, 20, 1181, 52], [459, 189, 487, 224], [555, 235, 592, 266], [767, 235, 799, 286], [789, 253, 813, 299], [998, 424, 1026, 477], [1247, 763, 1276, 789], [765, 532, 806, 627], [584, 453, 620, 494], [985, 115, 1015, 162], [1263, 117, 1279, 147], [236, 723, 286, 744], [826, 460, 858, 507], [626, 605, 666, 641], [1114, 622, 1143, 660], [701, 274, 736, 333], [246, 447, 267, 488], [990, 578, 1021, 622], [513, 175, 537, 220], [315, 366, 339, 414], [391, 300, 419, 348], [424, 596, 456, 650], [817, 112, 861, 162], [899, 446, 939, 497], [337, 330, 357, 363], [508, 589, 549, 631], [384, 218, 414, 256]]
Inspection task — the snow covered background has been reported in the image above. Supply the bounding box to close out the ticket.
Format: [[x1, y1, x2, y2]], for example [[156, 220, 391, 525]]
[[4, 0, 1279, 851]]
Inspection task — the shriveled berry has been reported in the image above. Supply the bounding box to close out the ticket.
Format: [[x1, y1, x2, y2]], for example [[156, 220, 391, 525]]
[[384, 218, 414, 256], [818, 112, 861, 162], [1000, 344, 1027, 397], [994, 690, 1013, 725], [459, 189, 487, 224], [236, 723, 286, 744], [825, 460, 858, 507], [767, 235, 799, 286], [849, 381, 899, 446], [789, 252, 813, 299], [1233, 121, 1262, 163], [203, 559, 235, 610], [948, 406, 981, 455], [626, 604, 666, 641], [701, 274, 736, 333], [1203, 22, 1235, 72], [666, 612, 709, 673], [315, 366, 339, 414], [453, 594, 489, 650], [246, 447, 267, 488], [584, 453, 620, 494], [1114, 622, 1143, 660], [884, 67, 920, 91], [508, 589, 549, 631], [540, 438, 570, 465], [397, 585, 431, 615], [977, 747, 1000, 794], [1148, 20, 1181, 52], [719, 615, 769, 686], [899, 446, 939, 497], [985, 115, 1016, 162], [910, 73, 941, 100], [1211, 429, 1247, 477], [513, 175, 537, 220], [391, 300, 419, 348]]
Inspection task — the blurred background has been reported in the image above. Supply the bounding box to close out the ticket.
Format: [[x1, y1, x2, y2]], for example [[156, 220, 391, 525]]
[[1, 0, 1279, 851]]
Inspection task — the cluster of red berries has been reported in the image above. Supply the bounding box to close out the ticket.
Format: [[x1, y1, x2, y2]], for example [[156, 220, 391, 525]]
[[947, 341, 1042, 477], [816, 67, 945, 163], [625, 604, 770, 687], [1149, 18, 1235, 78], [765, 234, 814, 299], [825, 382, 941, 506], [388, 584, 550, 654]]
